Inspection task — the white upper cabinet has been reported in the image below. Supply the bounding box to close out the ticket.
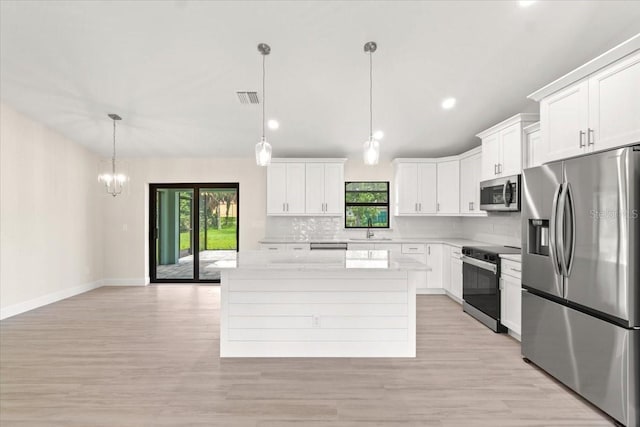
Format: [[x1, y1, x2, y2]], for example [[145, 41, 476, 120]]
[[588, 52, 640, 152], [459, 148, 483, 215], [304, 162, 344, 215], [267, 162, 305, 215], [530, 45, 640, 163], [304, 163, 325, 215], [480, 133, 500, 181], [393, 161, 436, 215], [267, 159, 345, 216], [322, 163, 344, 215], [478, 114, 538, 181], [395, 163, 419, 215], [436, 159, 460, 215], [540, 81, 589, 162], [499, 123, 522, 177], [523, 122, 542, 169], [418, 163, 437, 214]]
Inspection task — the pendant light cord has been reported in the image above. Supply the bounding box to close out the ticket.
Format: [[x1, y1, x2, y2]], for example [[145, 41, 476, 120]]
[[369, 51, 373, 139], [262, 53, 266, 139], [112, 119, 116, 175]]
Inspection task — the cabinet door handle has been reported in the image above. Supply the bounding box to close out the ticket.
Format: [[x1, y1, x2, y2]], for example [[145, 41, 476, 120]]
[[588, 128, 595, 146], [437, 203, 440, 212], [283, 203, 285, 212], [419, 202, 422, 211], [510, 267, 521, 273], [498, 163, 502, 174], [494, 164, 498, 175], [415, 203, 418, 212], [286, 203, 289, 212], [428, 246, 431, 255], [579, 130, 586, 148]]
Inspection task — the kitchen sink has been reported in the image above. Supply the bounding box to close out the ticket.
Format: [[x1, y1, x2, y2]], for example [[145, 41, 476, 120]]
[[348, 238, 393, 242]]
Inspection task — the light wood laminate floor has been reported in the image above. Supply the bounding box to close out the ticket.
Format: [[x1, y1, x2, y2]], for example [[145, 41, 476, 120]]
[[0, 286, 613, 426]]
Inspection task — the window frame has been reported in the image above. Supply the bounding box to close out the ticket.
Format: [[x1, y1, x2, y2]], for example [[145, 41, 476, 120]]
[[344, 181, 390, 229]]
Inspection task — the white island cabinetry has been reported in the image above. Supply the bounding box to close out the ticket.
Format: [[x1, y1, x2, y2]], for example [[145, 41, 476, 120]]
[[219, 250, 429, 358]]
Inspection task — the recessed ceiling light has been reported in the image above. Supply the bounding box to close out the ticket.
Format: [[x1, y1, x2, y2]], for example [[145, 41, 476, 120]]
[[267, 119, 279, 130], [373, 130, 384, 140], [519, 0, 536, 7], [441, 97, 456, 110]]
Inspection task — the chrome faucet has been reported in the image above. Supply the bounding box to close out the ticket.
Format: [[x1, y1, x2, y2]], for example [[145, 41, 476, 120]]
[[366, 218, 375, 239]]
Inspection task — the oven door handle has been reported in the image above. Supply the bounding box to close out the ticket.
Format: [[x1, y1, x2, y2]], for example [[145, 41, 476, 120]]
[[461, 255, 497, 274]]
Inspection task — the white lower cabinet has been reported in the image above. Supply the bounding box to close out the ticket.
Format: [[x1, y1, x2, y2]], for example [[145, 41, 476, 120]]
[[401, 244, 428, 291], [500, 258, 522, 338], [449, 254, 463, 302], [425, 244, 443, 289], [260, 243, 310, 251], [260, 243, 287, 251], [442, 245, 463, 303]]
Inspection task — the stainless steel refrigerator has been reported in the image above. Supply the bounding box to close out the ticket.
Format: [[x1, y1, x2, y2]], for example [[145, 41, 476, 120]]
[[521, 145, 639, 426]]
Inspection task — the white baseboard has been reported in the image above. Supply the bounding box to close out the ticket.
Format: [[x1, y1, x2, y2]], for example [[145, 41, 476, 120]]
[[0, 280, 102, 320], [508, 330, 522, 342], [416, 288, 446, 295], [444, 290, 463, 305], [102, 278, 149, 286]]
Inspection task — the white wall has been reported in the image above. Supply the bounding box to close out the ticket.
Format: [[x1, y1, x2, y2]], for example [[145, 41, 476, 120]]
[[0, 104, 104, 318], [101, 157, 267, 284]]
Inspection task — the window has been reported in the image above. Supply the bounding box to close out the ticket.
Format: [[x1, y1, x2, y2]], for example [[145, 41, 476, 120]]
[[345, 182, 389, 228]]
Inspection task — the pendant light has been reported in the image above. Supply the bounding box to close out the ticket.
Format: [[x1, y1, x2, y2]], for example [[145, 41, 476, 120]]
[[363, 41, 380, 165], [255, 43, 272, 166], [98, 113, 128, 197]]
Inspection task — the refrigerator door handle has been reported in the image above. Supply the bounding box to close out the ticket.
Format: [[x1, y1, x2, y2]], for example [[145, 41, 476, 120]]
[[565, 183, 576, 277], [557, 183, 570, 277], [549, 183, 562, 276]]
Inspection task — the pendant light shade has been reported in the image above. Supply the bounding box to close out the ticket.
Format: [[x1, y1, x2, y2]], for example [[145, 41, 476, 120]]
[[98, 113, 129, 197], [363, 41, 380, 165], [363, 137, 380, 165], [255, 136, 272, 166], [255, 43, 272, 166]]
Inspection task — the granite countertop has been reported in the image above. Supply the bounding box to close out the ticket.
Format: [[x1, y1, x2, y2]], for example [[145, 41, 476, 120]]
[[500, 254, 522, 262], [215, 250, 431, 271], [259, 237, 494, 248]]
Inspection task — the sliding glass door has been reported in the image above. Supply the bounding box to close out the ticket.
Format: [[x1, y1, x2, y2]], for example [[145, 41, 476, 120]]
[[150, 183, 238, 283]]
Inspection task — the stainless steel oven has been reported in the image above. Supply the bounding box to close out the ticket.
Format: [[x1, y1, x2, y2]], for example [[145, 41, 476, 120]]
[[480, 174, 521, 212], [462, 245, 520, 332]]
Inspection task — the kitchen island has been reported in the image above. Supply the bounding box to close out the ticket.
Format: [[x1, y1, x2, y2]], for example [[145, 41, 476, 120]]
[[218, 250, 429, 358]]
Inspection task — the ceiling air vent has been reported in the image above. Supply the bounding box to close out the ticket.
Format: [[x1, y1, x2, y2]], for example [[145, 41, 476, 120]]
[[236, 91, 260, 104]]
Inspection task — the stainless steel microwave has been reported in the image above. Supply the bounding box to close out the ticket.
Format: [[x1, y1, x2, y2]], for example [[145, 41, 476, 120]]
[[480, 175, 521, 212]]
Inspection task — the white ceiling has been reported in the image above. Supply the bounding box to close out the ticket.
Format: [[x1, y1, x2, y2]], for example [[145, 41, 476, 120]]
[[1, 1, 640, 159]]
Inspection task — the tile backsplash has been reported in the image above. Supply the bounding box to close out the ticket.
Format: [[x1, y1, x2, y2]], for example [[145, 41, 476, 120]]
[[461, 213, 522, 247], [265, 213, 522, 247]]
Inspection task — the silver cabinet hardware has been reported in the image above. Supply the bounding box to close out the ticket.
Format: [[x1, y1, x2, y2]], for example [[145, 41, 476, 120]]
[[510, 267, 521, 273], [494, 164, 498, 175], [498, 163, 502, 174], [415, 202, 418, 212], [283, 203, 285, 212], [427, 246, 431, 255], [419, 202, 422, 211], [588, 128, 595, 146], [579, 130, 586, 148], [437, 203, 440, 212]]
